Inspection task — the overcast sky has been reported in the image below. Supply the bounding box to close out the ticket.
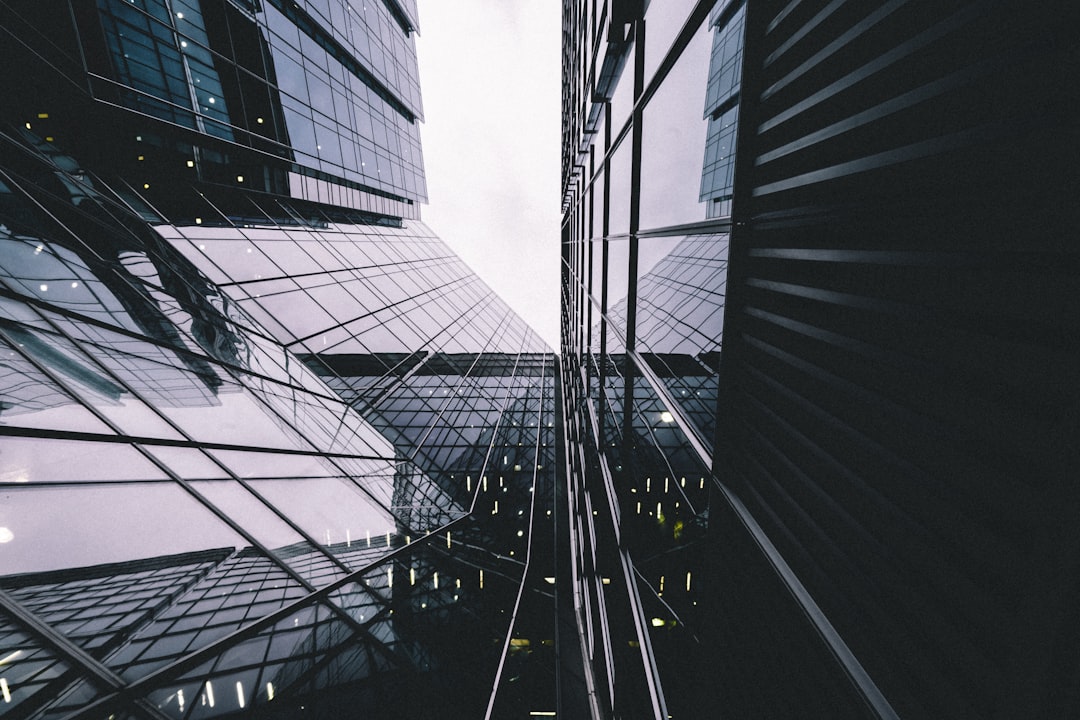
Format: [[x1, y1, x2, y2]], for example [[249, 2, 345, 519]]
[[414, 1, 562, 350]]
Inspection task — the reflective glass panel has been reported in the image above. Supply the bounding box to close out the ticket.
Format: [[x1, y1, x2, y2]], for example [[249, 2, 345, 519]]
[[639, 13, 714, 230]]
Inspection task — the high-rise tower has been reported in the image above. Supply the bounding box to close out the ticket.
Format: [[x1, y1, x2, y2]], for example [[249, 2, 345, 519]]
[[0, 2, 562, 718], [561, 1, 1080, 718]]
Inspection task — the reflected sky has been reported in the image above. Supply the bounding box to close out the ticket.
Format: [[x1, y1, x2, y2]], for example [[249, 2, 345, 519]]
[[0, 0, 562, 716]]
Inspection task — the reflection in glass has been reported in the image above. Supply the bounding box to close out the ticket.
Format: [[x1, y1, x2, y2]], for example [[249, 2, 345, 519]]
[[0, 621, 88, 718], [0, 2, 557, 714], [700, 3, 745, 220], [639, 14, 713, 230], [643, 0, 701, 85], [635, 234, 729, 443], [607, 139, 632, 236]]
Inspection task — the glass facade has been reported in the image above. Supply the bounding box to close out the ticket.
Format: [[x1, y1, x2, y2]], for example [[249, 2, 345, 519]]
[[0, 1, 563, 718], [3, 0, 1078, 717], [3, 0, 424, 224], [563, 1, 1080, 719]]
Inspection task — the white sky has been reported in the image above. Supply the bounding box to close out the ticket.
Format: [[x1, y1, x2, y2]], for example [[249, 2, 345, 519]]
[[414, 0, 562, 350]]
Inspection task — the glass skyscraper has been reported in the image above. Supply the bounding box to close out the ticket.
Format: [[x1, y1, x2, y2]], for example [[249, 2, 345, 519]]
[[3, 0, 1079, 718], [0, 1, 563, 718], [561, 1, 1079, 718]]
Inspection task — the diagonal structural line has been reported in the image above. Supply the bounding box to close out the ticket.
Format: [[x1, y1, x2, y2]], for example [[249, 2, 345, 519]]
[[0, 589, 173, 720], [483, 354, 547, 719]]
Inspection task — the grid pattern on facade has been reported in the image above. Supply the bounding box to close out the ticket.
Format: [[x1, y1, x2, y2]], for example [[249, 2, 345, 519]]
[[562, 1, 1080, 719], [0, 0, 560, 709], [0, 119, 558, 719]]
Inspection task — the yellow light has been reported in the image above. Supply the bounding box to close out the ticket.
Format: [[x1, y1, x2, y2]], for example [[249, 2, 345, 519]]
[[45, 136, 54, 142], [479, 569, 484, 589], [205, 681, 215, 708], [529, 711, 556, 716], [387, 566, 393, 588], [195, 217, 202, 224], [0, 678, 9, 703], [544, 577, 555, 585], [446, 531, 451, 548], [186, 160, 195, 167], [409, 568, 415, 586], [0, 651, 22, 666], [236, 681, 245, 709], [137, 155, 144, 161], [24, 123, 31, 129], [236, 175, 244, 182], [257, 117, 264, 124], [177, 688, 185, 711], [37, 113, 48, 119], [651, 618, 665, 627], [143, 183, 150, 189], [433, 572, 438, 589], [601, 577, 610, 585], [686, 572, 692, 592], [266, 682, 274, 700], [660, 411, 674, 423]]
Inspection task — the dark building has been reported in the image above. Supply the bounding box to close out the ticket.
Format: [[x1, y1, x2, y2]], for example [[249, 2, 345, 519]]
[[0, 1, 564, 719], [561, 0, 1080, 718]]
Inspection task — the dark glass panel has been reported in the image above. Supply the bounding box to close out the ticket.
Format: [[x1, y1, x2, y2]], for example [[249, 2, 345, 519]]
[[0, 619, 101, 719], [634, 234, 728, 444]]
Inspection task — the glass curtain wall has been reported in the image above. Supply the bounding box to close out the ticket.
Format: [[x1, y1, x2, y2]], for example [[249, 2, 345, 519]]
[[559, 1, 876, 717], [562, 2, 1080, 719], [0, 1, 562, 717]]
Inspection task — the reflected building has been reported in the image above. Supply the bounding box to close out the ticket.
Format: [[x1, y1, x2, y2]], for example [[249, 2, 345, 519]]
[[562, 1, 1079, 719], [0, 1, 564, 719]]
